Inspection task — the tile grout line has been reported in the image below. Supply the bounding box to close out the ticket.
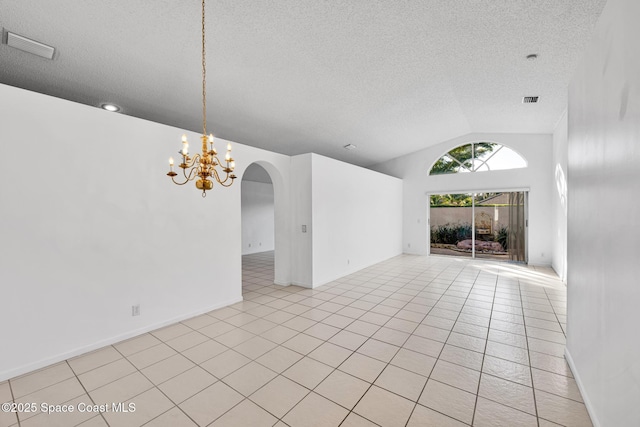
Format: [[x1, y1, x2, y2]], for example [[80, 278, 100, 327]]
[[6, 253, 578, 427], [519, 280, 542, 427], [7, 379, 19, 427], [284, 262, 420, 426], [335, 260, 459, 426], [404, 263, 481, 427], [62, 359, 107, 427], [470, 270, 498, 426], [242, 256, 576, 426], [543, 286, 567, 338], [107, 341, 200, 427], [255, 258, 456, 425], [241, 260, 394, 425]]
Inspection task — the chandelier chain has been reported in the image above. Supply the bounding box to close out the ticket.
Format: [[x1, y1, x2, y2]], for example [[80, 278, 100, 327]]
[[202, 0, 207, 135], [166, 0, 236, 194]]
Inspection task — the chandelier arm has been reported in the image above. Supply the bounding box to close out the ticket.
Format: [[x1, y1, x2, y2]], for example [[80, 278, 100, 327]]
[[211, 167, 234, 186], [208, 155, 222, 171], [211, 154, 233, 173], [208, 156, 224, 175], [180, 155, 202, 180], [183, 154, 201, 169], [210, 167, 223, 184], [170, 175, 194, 186], [211, 164, 231, 183], [216, 172, 233, 187], [182, 166, 191, 181], [187, 168, 199, 181], [179, 163, 201, 182], [171, 164, 200, 185]]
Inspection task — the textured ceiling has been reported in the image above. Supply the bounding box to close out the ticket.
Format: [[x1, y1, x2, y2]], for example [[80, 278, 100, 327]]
[[0, 0, 606, 167]]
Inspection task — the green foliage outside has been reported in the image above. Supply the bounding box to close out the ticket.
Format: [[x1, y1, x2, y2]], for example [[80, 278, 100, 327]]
[[430, 224, 472, 244], [430, 192, 501, 207], [495, 227, 508, 250], [430, 194, 473, 206], [429, 142, 497, 175], [430, 224, 509, 250]]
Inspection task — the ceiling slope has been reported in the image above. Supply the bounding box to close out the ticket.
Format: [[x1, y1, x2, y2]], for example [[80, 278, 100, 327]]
[[0, 0, 606, 166]]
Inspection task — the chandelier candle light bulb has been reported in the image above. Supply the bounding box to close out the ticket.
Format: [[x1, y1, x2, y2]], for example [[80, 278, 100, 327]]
[[165, 0, 237, 197], [181, 136, 189, 156], [208, 134, 217, 154]]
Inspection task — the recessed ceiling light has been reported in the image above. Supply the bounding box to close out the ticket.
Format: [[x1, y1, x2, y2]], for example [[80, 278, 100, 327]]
[[526, 54, 538, 61], [101, 103, 121, 112], [343, 144, 357, 150]]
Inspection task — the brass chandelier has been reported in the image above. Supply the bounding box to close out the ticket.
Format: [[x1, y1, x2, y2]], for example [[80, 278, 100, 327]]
[[167, 0, 236, 197]]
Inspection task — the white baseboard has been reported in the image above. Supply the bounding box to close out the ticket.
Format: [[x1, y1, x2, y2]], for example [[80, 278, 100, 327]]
[[565, 348, 601, 427], [526, 261, 553, 268], [273, 280, 290, 287], [0, 296, 242, 382], [289, 281, 313, 288]]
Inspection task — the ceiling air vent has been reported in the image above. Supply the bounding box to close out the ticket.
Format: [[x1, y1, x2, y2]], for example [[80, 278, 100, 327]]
[[6, 32, 55, 59], [522, 96, 539, 103]]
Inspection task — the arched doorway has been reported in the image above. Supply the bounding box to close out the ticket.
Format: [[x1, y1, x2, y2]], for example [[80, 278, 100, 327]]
[[240, 160, 291, 295], [241, 163, 275, 294]]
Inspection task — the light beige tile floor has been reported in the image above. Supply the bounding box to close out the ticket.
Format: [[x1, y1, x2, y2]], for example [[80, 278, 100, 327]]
[[0, 251, 591, 426]]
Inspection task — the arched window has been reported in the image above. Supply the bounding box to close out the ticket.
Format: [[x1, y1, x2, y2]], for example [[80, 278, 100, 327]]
[[429, 142, 527, 175]]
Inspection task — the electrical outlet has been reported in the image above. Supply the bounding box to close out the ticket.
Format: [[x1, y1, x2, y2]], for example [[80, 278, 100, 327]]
[[302, 225, 307, 233], [347, 259, 350, 265], [408, 243, 411, 248], [249, 243, 252, 247], [132, 305, 140, 316], [259, 242, 262, 246]]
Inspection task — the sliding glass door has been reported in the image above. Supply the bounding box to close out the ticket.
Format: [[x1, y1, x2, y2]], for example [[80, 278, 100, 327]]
[[508, 192, 526, 262], [429, 193, 473, 258], [430, 191, 527, 262]]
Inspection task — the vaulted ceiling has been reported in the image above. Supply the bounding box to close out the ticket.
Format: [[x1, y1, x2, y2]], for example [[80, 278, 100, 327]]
[[0, 0, 606, 167]]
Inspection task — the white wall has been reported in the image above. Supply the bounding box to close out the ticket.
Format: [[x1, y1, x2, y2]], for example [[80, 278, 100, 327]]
[[311, 154, 403, 286], [552, 112, 568, 281], [241, 180, 275, 255], [290, 154, 313, 286], [288, 154, 403, 287], [0, 84, 291, 381], [566, 0, 640, 425], [372, 133, 553, 266]]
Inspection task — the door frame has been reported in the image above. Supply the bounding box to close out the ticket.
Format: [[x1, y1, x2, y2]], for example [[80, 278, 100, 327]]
[[426, 187, 530, 262]]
